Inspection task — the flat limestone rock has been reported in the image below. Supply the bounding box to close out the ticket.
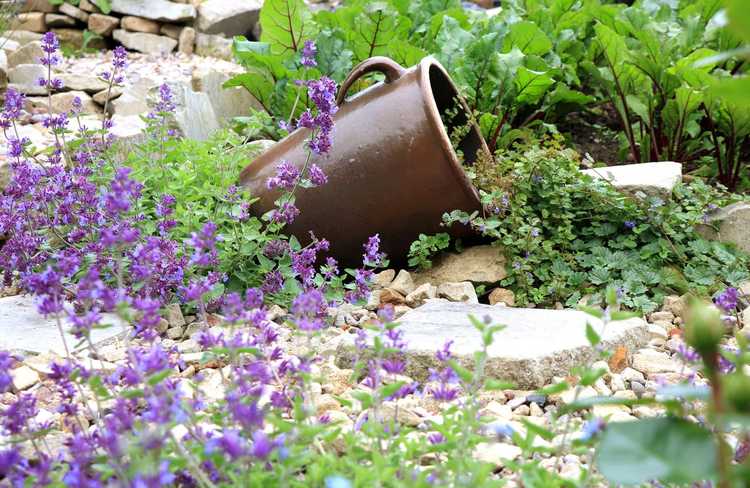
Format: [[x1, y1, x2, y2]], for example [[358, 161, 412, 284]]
[[0, 295, 127, 355], [338, 302, 648, 388], [582, 161, 682, 199], [109, 0, 196, 23]]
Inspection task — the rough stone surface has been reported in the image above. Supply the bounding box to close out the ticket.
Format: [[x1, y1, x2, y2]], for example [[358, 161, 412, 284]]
[[390, 270, 415, 296], [632, 349, 682, 374], [93, 86, 123, 104], [473, 442, 522, 467], [195, 33, 233, 60], [8, 41, 43, 68], [413, 245, 507, 285], [11, 365, 40, 391], [338, 302, 649, 388], [45, 14, 77, 28], [88, 14, 120, 36], [161, 24, 183, 39], [582, 162, 682, 199], [196, 0, 262, 36], [191, 67, 260, 120], [149, 82, 219, 140], [6, 31, 44, 46], [51, 91, 100, 114], [113, 30, 177, 55], [110, 0, 197, 22], [14, 13, 46, 33], [696, 202, 750, 254], [21, 0, 57, 13], [0, 295, 127, 355], [178, 26, 196, 54], [58, 74, 108, 93], [489, 287, 515, 306], [121, 16, 161, 34], [8, 64, 46, 94], [59, 3, 90, 23], [437, 282, 478, 303]]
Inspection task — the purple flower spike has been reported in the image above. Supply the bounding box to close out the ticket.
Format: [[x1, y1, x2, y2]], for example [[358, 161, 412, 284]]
[[300, 40, 317, 68]]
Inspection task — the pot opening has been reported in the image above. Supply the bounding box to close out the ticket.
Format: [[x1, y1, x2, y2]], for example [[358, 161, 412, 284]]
[[428, 64, 485, 166]]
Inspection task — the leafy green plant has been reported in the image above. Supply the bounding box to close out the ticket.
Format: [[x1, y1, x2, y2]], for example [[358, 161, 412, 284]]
[[444, 138, 749, 312], [407, 232, 451, 269]]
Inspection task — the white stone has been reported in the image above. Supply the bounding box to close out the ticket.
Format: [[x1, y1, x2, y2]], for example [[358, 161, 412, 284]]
[[559, 386, 598, 405], [57, 74, 108, 93], [110, 0, 196, 22], [405, 283, 437, 308], [632, 349, 682, 374], [195, 33, 233, 60], [647, 324, 668, 340], [0, 295, 127, 355], [196, 0, 262, 36], [582, 162, 682, 199], [59, 3, 89, 23], [11, 365, 39, 390], [112, 30, 177, 55], [609, 373, 626, 392], [473, 442, 522, 467], [151, 82, 219, 141], [338, 302, 649, 388], [190, 68, 262, 122], [8, 64, 46, 93], [437, 282, 478, 303], [620, 367, 646, 383], [8, 41, 42, 68]]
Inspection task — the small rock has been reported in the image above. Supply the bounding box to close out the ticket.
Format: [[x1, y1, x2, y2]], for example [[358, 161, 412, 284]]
[[392, 305, 411, 319], [513, 404, 530, 416], [405, 283, 437, 307], [78, 0, 100, 12], [195, 33, 233, 60], [59, 3, 89, 23], [45, 14, 77, 28], [582, 162, 682, 199], [112, 30, 177, 55], [482, 401, 512, 419], [93, 86, 123, 105], [315, 394, 341, 414], [50, 91, 100, 114], [8, 41, 43, 68], [390, 270, 415, 296], [121, 16, 161, 34], [593, 377, 611, 396], [160, 24, 183, 39], [696, 202, 750, 254], [620, 367, 646, 383], [57, 74, 108, 94], [8, 64, 46, 94], [632, 349, 682, 374], [529, 402, 544, 416], [663, 295, 688, 319], [633, 405, 663, 418], [437, 282, 478, 303], [166, 326, 184, 340], [88, 14, 120, 36], [473, 442, 522, 468], [649, 311, 675, 323], [379, 288, 405, 306], [488, 287, 515, 306], [647, 324, 668, 341], [609, 373, 626, 392], [630, 381, 646, 397], [165, 303, 186, 328], [560, 462, 582, 480], [178, 26, 196, 55], [526, 394, 546, 406], [110, 0, 197, 22], [613, 390, 637, 401], [559, 386, 597, 405], [13, 13, 46, 33], [373, 269, 395, 288], [11, 365, 39, 390], [378, 401, 422, 426]]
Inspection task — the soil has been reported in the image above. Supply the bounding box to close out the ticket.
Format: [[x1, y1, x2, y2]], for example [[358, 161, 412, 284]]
[[558, 104, 629, 166]]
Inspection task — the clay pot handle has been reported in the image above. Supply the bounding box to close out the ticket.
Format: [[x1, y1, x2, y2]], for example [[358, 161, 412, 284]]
[[336, 57, 407, 106]]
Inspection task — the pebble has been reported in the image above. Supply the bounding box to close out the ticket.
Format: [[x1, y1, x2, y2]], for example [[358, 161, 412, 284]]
[[373, 269, 396, 288], [473, 442, 522, 468], [390, 270, 416, 296], [620, 367, 645, 383], [609, 373, 626, 392], [11, 365, 39, 390], [632, 349, 682, 374]]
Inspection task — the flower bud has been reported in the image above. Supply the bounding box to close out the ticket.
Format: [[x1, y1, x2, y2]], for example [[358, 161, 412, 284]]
[[684, 302, 724, 358], [724, 373, 750, 413]]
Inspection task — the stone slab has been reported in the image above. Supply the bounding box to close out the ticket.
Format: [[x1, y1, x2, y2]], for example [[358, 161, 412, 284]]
[[0, 295, 128, 355], [337, 301, 648, 389], [582, 161, 682, 199], [110, 0, 196, 22]]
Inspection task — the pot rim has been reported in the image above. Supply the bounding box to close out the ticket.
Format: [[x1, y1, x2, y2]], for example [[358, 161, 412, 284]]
[[417, 56, 486, 213]]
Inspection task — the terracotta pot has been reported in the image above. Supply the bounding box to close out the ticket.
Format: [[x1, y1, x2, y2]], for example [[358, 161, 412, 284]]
[[239, 56, 488, 266]]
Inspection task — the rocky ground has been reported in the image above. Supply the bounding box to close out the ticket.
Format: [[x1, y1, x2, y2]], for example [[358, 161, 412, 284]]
[[4, 241, 741, 483]]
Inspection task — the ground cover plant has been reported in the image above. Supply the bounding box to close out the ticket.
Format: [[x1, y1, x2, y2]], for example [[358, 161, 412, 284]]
[[1, 0, 750, 487]]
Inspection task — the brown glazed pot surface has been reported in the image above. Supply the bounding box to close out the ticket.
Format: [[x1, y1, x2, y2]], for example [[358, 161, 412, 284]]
[[239, 56, 488, 266]]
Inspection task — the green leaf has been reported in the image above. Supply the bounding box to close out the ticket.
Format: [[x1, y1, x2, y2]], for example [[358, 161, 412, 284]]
[[504, 21, 552, 56], [514, 66, 554, 105], [585, 322, 601, 347], [379, 381, 406, 400], [485, 379, 515, 391], [92, 0, 111, 14], [350, 390, 373, 410], [596, 417, 718, 485], [448, 360, 474, 384], [259, 0, 313, 57]]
